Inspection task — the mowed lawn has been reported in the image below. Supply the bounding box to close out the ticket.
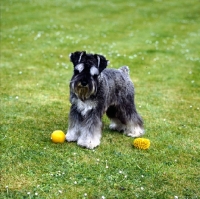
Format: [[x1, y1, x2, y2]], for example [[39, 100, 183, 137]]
[[0, 0, 200, 198]]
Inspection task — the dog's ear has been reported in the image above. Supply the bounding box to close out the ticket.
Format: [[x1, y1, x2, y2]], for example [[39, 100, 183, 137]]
[[69, 51, 86, 65], [94, 54, 109, 73]]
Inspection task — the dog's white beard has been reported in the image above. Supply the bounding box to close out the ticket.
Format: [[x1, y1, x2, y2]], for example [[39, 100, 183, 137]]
[[73, 82, 97, 101], [75, 86, 91, 101]]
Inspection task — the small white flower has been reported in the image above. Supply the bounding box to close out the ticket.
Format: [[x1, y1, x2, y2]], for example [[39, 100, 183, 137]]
[[5, 186, 9, 194], [119, 170, 122, 174], [129, 56, 133, 59], [102, 196, 106, 199], [58, 190, 62, 194], [141, 187, 144, 190], [74, 181, 77, 184], [35, 192, 38, 196], [27, 192, 31, 195], [141, 175, 144, 178], [105, 160, 108, 168], [174, 196, 178, 199], [84, 193, 87, 197]]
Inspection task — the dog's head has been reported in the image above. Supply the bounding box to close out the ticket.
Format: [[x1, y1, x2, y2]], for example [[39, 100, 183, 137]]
[[69, 51, 109, 101]]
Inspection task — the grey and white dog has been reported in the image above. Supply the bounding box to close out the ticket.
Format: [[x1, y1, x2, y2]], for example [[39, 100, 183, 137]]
[[66, 51, 144, 149]]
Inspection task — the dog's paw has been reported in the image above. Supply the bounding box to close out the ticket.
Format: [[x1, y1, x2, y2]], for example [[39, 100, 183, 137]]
[[77, 135, 101, 149], [66, 130, 79, 142], [109, 122, 125, 132], [124, 126, 144, 137], [77, 140, 100, 149], [109, 123, 117, 130]]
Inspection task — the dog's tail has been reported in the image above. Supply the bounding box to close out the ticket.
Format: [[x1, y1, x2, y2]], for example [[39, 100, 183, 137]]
[[119, 66, 130, 76]]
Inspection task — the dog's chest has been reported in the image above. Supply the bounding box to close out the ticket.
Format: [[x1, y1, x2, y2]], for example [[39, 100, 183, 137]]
[[76, 99, 97, 116]]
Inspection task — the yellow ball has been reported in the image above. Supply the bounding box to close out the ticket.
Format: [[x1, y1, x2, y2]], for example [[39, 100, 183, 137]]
[[133, 138, 150, 150], [51, 130, 66, 143]]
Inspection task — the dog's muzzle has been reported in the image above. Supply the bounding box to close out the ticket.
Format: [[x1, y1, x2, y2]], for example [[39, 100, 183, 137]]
[[71, 77, 97, 101], [74, 83, 91, 101]]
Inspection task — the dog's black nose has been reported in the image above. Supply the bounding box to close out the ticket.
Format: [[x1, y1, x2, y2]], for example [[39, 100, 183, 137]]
[[81, 80, 88, 86]]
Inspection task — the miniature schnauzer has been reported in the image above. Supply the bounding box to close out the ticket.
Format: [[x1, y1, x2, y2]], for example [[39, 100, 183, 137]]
[[66, 51, 144, 149]]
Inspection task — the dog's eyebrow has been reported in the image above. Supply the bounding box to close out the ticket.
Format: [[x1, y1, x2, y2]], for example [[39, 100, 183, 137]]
[[97, 56, 100, 68], [75, 63, 84, 72], [78, 52, 84, 63], [90, 66, 99, 76]]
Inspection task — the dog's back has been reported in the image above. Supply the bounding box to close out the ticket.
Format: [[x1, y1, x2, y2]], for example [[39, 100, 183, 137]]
[[118, 66, 130, 76]]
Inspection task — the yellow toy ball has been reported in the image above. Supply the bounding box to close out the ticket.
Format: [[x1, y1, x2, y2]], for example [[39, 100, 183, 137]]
[[51, 130, 66, 143], [133, 138, 150, 150]]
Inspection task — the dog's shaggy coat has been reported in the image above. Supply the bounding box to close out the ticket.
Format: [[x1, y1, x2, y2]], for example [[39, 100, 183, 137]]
[[66, 51, 144, 149]]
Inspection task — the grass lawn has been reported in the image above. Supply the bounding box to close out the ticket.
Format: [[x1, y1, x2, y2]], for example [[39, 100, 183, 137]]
[[1, 0, 200, 198]]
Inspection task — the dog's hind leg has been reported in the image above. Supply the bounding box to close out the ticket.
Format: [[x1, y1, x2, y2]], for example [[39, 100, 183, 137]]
[[107, 105, 144, 137], [123, 112, 144, 137], [106, 106, 126, 132]]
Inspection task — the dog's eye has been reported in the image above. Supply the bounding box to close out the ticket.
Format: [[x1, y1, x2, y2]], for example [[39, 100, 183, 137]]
[[74, 69, 79, 75], [93, 74, 98, 78]]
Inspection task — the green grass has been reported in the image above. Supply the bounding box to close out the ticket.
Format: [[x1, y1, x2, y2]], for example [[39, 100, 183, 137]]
[[1, 0, 200, 198]]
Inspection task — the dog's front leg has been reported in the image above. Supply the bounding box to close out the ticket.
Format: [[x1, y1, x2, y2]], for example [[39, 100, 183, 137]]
[[77, 112, 102, 149], [66, 105, 82, 142]]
